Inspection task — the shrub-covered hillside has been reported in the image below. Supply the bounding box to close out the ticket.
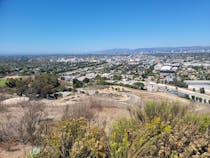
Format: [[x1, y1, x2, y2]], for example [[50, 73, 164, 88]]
[[32, 101, 210, 158]]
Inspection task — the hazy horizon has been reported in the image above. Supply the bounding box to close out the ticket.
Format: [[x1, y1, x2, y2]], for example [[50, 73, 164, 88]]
[[0, 45, 209, 55]]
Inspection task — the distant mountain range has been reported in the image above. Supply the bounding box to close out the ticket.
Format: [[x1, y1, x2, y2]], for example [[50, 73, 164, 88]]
[[91, 46, 210, 55]]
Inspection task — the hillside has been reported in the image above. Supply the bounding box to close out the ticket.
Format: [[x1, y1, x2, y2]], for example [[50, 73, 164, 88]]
[[0, 86, 209, 157]]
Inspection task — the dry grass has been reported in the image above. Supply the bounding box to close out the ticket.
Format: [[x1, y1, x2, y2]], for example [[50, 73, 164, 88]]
[[0, 86, 209, 157], [0, 144, 32, 158]]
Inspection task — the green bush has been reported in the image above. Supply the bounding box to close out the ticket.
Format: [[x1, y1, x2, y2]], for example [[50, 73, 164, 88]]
[[32, 101, 210, 158], [34, 118, 109, 158], [73, 78, 83, 89]]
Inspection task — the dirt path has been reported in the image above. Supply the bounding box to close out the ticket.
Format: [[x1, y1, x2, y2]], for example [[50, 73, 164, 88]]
[[0, 144, 32, 158]]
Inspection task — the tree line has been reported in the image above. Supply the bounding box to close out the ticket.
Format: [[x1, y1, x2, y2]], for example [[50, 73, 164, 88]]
[[6, 73, 63, 98]]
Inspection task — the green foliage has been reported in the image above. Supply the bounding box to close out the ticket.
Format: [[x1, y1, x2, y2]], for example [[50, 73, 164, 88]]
[[141, 65, 154, 79], [70, 126, 108, 158], [31, 73, 60, 98], [171, 79, 188, 88], [6, 78, 31, 95], [113, 75, 122, 81], [133, 82, 144, 90], [35, 118, 109, 158], [5, 74, 60, 98], [6, 78, 17, 88], [185, 114, 210, 134], [95, 75, 102, 80], [192, 66, 205, 71], [109, 118, 138, 158], [128, 101, 187, 124], [83, 77, 90, 83], [125, 101, 210, 157], [32, 101, 210, 158], [73, 79, 83, 89], [94, 76, 111, 86], [0, 79, 6, 86], [117, 83, 139, 89], [16, 78, 31, 95], [200, 87, 205, 94], [109, 117, 173, 158], [96, 79, 110, 86], [0, 66, 10, 75]]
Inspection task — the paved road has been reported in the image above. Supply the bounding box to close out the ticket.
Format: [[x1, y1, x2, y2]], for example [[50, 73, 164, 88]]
[[125, 93, 138, 104]]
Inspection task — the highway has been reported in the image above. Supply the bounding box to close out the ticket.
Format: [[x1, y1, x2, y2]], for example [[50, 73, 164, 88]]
[[146, 81, 210, 104]]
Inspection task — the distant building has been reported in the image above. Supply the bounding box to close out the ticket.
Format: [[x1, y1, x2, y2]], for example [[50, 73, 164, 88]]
[[160, 66, 175, 76], [146, 82, 158, 92], [154, 63, 162, 71]]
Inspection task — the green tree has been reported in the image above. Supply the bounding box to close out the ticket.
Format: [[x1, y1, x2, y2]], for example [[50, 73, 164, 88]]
[[200, 87, 205, 94], [83, 77, 90, 83], [113, 75, 122, 81], [133, 82, 144, 90], [16, 78, 30, 96], [6, 78, 17, 88], [73, 78, 83, 89], [31, 73, 60, 98]]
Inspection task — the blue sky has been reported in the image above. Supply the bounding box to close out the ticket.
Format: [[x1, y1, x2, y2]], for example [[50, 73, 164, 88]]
[[0, 0, 209, 53]]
